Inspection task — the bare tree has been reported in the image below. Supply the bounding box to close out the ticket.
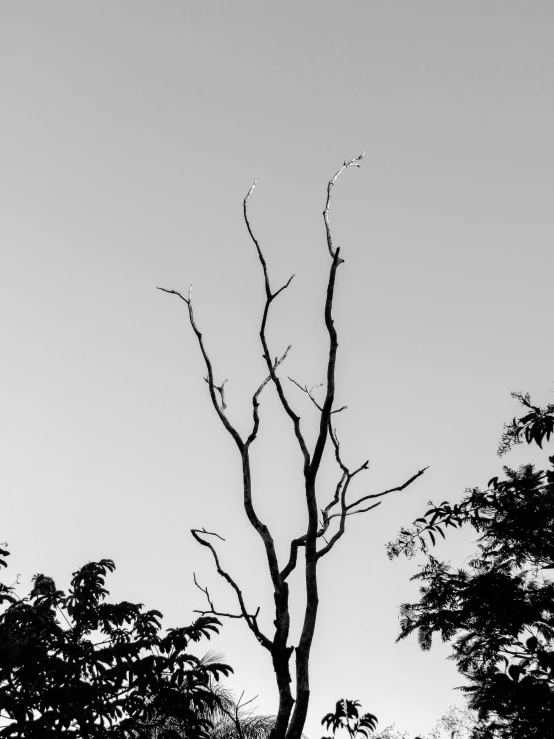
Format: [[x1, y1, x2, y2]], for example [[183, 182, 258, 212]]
[[158, 154, 428, 739]]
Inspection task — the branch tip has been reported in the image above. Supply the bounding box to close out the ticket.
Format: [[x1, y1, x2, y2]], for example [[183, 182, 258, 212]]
[[157, 286, 190, 305], [245, 180, 258, 203], [324, 151, 366, 257]]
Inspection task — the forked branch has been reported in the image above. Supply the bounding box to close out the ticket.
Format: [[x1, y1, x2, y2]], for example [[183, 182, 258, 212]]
[[288, 378, 347, 415], [157, 285, 244, 450], [191, 528, 272, 650], [345, 466, 429, 513], [157, 285, 284, 611], [193, 573, 258, 622], [157, 286, 288, 586], [317, 425, 428, 558], [281, 423, 428, 567], [244, 184, 311, 472], [246, 346, 291, 448]]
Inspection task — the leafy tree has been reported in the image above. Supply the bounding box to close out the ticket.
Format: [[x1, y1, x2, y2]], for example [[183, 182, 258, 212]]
[[318, 700, 477, 739], [143, 666, 280, 739], [428, 705, 477, 739], [0, 549, 231, 738], [387, 391, 554, 738], [205, 685, 277, 739], [158, 155, 427, 739], [321, 700, 378, 739]]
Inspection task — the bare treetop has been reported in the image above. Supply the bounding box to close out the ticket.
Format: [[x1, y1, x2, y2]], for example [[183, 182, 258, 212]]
[[158, 154, 426, 739]]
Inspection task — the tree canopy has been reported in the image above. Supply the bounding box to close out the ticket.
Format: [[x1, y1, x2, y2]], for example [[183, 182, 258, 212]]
[[0, 552, 231, 738], [388, 391, 554, 738]]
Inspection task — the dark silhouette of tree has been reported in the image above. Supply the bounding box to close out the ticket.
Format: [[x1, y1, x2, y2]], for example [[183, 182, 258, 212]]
[[158, 155, 428, 739], [388, 391, 554, 738], [140, 661, 280, 739], [203, 683, 277, 739], [0, 551, 231, 738], [321, 700, 378, 739], [319, 699, 478, 739], [496, 391, 554, 458]]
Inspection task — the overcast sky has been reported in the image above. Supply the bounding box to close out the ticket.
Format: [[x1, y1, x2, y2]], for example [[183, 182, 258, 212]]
[[2, 2, 554, 736]]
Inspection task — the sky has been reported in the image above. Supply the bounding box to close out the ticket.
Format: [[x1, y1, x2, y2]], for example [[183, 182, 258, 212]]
[[1, 2, 554, 736]]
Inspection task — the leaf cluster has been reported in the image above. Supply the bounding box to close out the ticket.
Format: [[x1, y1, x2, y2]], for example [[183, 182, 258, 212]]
[[0, 554, 231, 738], [497, 392, 554, 457], [321, 699, 378, 739]]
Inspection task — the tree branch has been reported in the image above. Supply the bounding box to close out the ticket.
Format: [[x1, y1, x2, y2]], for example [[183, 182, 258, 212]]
[[193, 573, 259, 622], [323, 151, 366, 259], [288, 377, 347, 415], [157, 285, 245, 451], [244, 182, 311, 474], [345, 466, 429, 513], [246, 346, 291, 448], [313, 426, 371, 559], [280, 469, 349, 580], [297, 423, 362, 560], [203, 376, 228, 411], [157, 289, 287, 596], [191, 528, 272, 650], [280, 534, 307, 582]]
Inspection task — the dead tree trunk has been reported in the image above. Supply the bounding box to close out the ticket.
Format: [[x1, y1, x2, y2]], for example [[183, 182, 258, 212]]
[[159, 154, 428, 739]]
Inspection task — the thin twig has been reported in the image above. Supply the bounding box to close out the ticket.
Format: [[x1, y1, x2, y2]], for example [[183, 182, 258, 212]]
[[324, 151, 366, 259], [193, 573, 259, 621], [204, 376, 228, 410], [346, 467, 429, 512], [157, 285, 245, 449]]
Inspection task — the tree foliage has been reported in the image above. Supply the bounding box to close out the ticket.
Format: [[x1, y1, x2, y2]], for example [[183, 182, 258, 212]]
[[321, 700, 378, 739], [0, 551, 231, 738], [497, 391, 554, 457], [185, 676, 279, 739], [318, 702, 479, 739], [388, 391, 554, 738]]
